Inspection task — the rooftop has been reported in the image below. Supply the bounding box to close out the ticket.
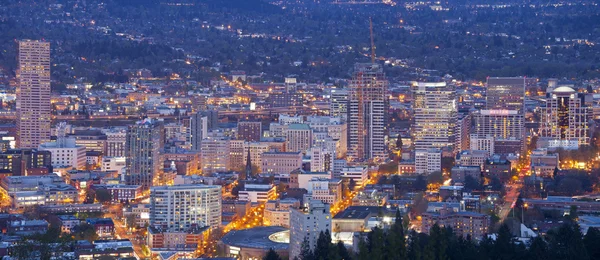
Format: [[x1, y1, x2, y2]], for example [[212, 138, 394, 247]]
[[220, 226, 289, 250]]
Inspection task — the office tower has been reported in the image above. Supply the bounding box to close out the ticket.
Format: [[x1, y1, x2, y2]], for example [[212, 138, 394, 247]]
[[456, 113, 471, 152], [201, 110, 219, 130], [200, 137, 230, 174], [237, 121, 262, 142], [329, 89, 348, 120], [289, 200, 331, 260], [347, 63, 388, 162], [190, 112, 208, 151], [285, 124, 312, 153], [472, 77, 526, 155], [149, 184, 221, 231], [104, 128, 127, 157], [486, 77, 526, 112], [16, 40, 51, 149], [541, 86, 589, 148], [412, 82, 457, 151], [125, 119, 164, 189], [229, 139, 245, 171]]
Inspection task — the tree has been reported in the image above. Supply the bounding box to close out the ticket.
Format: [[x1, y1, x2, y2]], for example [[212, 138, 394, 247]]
[[396, 136, 403, 150], [348, 178, 357, 192], [313, 230, 332, 260], [263, 248, 282, 260], [336, 241, 351, 260], [441, 157, 455, 173], [72, 223, 98, 241], [464, 175, 481, 191], [527, 236, 549, 260], [569, 205, 579, 220], [299, 237, 314, 260], [584, 227, 600, 260], [95, 188, 112, 203], [548, 222, 589, 260]]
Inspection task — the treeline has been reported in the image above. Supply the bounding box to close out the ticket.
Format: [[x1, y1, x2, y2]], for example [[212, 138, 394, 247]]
[[264, 211, 600, 260]]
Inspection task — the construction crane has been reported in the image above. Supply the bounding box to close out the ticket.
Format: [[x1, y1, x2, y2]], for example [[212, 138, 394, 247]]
[[369, 17, 376, 63]]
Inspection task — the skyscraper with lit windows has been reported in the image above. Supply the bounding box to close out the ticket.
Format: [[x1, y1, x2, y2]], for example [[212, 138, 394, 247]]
[[412, 82, 457, 152], [16, 40, 51, 149], [347, 63, 388, 162]]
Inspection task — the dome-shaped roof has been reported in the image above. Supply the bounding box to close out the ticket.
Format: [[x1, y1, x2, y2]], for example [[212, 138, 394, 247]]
[[553, 86, 576, 94]]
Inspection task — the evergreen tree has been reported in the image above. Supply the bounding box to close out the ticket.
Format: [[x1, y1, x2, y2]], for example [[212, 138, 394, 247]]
[[385, 210, 407, 259], [336, 241, 351, 260], [299, 237, 314, 260], [527, 236, 549, 260], [548, 222, 589, 260], [583, 227, 600, 260], [263, 248, 282, 260], [313, 230, 333, 260]]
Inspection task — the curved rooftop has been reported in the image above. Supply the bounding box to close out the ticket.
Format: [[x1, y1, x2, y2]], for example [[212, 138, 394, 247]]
[[220, 226, 289, 250], [553, 86, 576, 94]]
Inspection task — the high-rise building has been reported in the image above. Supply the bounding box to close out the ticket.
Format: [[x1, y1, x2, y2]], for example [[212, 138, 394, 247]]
[[473, 110, 524, 140], [541, 86, 589, 148], [347, 63, 388, 162], [285, 124, 312, 153], [237, 121, 262, 142], [190, 112, 208, 151], [125, 119, 164, 189], [149, 184, 221, 231], [456, 113, 472, 152], [486, 77, 525, 113], [329, 89, 348, 120], [104, 128, 127, 157], [16, 40, 51, 149], [472, 77, 526, 155], [412, 82, 457, 151], [289, 200, 331, 260], [200, 137, 230, 174]]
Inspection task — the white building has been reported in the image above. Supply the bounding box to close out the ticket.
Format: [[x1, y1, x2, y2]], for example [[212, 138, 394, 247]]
[[470, 135, 495, 156], [238, 183, 276, 203], [101, 157, 126, 173], [39, 128, 86, 170], [340, 166, 368, 187], [308, 147, 333, 173], [289, 200, 331, 260], [415, 148, 442, 174], [149, 184, 221, 231]]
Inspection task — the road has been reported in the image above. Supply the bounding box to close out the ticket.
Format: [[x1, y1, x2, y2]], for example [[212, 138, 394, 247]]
[[103, 204, 148, 259], [498, 183, 522, 222]]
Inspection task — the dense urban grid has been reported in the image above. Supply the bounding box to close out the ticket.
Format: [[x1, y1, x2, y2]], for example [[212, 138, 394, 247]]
[[0, 0, 599, 259]]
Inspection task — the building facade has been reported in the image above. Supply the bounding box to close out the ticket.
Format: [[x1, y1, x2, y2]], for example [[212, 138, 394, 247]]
[[149, 185, 221, 231], [412, 82, 457, 152], [347, 63, 388, 162], [125, 119, 163, 188], [16, 40, 51, 149]]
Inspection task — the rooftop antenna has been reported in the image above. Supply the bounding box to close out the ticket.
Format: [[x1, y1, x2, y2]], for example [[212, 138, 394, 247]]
[[369, 17, 376, 64]]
